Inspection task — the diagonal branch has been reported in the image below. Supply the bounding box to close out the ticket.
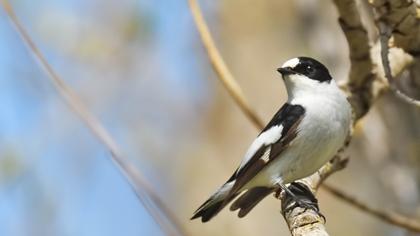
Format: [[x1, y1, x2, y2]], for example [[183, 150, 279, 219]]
[[0, 1, 185, 236], [323, 184, 420, 232], [187, 0, 264, 129], [187, 0, 420, 233]]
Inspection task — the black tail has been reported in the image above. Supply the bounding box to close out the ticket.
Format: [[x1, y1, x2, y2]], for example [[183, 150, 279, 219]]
[[191, 181, 238, 222], [230, 187, 273, 217], [191, 185, 274, 222]]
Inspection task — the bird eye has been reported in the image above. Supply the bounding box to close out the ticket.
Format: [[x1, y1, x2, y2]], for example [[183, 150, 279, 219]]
[[306, 65, 314, 72]]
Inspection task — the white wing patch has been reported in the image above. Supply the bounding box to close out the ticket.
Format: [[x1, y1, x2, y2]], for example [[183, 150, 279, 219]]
[[260, 147, 271, 163], [239, 125, 283, 170]]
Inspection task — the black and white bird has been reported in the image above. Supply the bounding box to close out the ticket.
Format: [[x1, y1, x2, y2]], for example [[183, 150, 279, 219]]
[[191, 57, 352, 222]]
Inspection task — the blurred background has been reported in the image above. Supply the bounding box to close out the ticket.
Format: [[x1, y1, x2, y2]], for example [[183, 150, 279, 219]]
[[0, 0, 419, 235]]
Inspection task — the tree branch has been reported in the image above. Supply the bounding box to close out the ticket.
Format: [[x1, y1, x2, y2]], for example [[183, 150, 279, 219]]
[[281, 156, 349, 236], [323, 184, 420, 232], [333, 0, 375, 120], [372, 0, 420, 107], [0, 1, 185, 236], [187, 0, 264, 129], [379, 15, 420, 106]]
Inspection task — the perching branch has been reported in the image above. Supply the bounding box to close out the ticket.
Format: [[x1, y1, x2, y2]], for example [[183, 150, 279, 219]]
[[0, 1, 185, 236], [188, 0, 420, 234], [281, 156, 349, 236]]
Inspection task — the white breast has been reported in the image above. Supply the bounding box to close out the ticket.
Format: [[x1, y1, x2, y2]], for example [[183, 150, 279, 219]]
[[283, 77, 351, 182]]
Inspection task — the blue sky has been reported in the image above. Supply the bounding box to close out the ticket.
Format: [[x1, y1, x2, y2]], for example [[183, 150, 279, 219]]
[[0, 0, 217, 235]]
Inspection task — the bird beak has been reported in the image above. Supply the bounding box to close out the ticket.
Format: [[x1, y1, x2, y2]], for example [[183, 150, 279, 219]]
[[277, 67, 295, 77]]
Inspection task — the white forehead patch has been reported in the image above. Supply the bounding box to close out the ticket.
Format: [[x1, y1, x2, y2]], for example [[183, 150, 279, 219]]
[[281, 58, 300, 68]]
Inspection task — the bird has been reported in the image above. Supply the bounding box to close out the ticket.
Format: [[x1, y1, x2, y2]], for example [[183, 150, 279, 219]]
[[191, 57, 352, 222]]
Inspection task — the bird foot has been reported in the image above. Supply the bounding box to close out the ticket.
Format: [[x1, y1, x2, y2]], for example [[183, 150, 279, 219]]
[[276, 182, 326, 222]]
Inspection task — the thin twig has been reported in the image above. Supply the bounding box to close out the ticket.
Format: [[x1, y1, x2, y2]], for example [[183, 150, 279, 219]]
[[187, 0, 420, 232], [187, 0, 264, 129], [0, 1, 185, 236], [323, 184, 420, 232], [378, 21, 420, 107]]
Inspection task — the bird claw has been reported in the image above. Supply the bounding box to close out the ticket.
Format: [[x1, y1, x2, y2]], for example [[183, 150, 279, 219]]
[[279, 182, 326, 223], [291, 198, 326, 222]]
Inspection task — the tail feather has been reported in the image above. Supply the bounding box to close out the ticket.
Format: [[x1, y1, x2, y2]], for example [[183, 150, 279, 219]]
[[191, 181, 238, 222], [230, 187, 273, 217], [191, 198, 226, 222]]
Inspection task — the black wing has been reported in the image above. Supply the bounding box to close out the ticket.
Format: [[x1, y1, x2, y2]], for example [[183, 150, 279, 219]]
[[228, 103, 305, 196]]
